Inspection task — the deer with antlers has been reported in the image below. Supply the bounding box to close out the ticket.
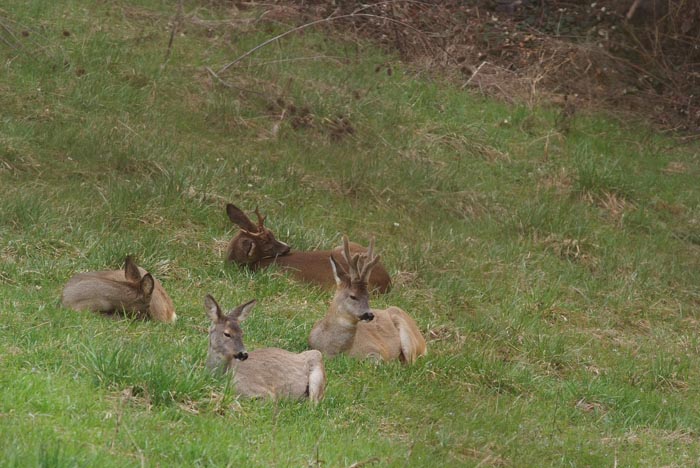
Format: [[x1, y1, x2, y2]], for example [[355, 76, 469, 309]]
[[225, 203, 392, 293], [308, 236, 426, 363], [205, 294, 326, 404]]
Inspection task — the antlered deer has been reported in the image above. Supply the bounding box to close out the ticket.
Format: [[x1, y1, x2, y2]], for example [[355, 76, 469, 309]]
[[61, 256, 176, 323], [308, 236, 426, 363], [225, 203, 391, 293], [205, 294, 326, 404]]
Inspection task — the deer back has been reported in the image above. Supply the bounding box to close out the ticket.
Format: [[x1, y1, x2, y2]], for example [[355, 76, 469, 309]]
[[259, 243, 392, 293], [231, 348, 325, 402]]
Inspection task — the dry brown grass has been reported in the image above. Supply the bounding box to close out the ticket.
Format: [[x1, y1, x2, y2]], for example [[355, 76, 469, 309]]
[[459, 445, 509, 467], [575, 397, 608, 414], [538, 167, 573, 195], [662, 161, 689, 175], [578, 190, 636, 225], [602, 428, 698, 447], [538, 232, 599, 268]]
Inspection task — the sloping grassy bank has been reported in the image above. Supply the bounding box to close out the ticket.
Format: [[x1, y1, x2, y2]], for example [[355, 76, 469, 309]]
[[1, 1, 699, 466]]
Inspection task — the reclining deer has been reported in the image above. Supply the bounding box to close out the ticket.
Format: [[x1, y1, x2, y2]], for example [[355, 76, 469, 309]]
[[225, 203, 392, 293], [308, 236, 426, 363], [61, 256, 176, 323], [204, 294, 326, 404]]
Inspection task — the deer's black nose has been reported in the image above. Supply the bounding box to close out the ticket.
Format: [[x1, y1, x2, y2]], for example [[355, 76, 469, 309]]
[[235, 352, 248, 361], [360, 312, 374, 322]]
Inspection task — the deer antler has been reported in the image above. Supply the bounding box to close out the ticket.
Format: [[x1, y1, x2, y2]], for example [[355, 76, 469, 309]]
[[240, 228, 265, 238], [254, 206, 266, 232], [341, 235, 361, 283], [341, 235, 380, 284], [359, 237, 380, 280]]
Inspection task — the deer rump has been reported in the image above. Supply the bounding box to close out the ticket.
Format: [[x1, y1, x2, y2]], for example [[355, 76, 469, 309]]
[[349, 307, 427, 364]]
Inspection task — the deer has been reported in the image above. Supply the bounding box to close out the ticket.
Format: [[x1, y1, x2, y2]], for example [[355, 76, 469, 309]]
[[308, 236, 426, 364], [61, 256, 176, 323], [204, 294, 326, 404], [224, 203, 392, 293]]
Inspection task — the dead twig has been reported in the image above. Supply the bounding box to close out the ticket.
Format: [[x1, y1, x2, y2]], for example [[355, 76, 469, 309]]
[[348, 457, 380, 468], [461, 61, 487, 89], [0, 20, 22, 50], [0, 12, 38, 54], [204, 66, 269, 98], [249, 55, 345, 67], [162, 0, 184, 67]]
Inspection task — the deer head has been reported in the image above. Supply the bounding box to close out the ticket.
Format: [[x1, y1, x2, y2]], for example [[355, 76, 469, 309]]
[[123, 256, 155, 314], [205, 294, 256, 370], [329, 235, 381, 323], [226, 203, 291, 265]]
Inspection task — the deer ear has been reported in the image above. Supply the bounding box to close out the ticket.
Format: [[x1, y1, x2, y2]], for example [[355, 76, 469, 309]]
[[329, 254, 348, 286], [231, 299, 256, 322], [140, 274, 154, 298], [226, 204, 258, 232], [242, 238, 257, 259], [204, 294, 225, 323], [124, 256, 142, 282]]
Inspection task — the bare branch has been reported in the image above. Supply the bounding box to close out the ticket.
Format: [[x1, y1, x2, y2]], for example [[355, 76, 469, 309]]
[[626, 0, 642, 21], [216, 12, 440, 75]]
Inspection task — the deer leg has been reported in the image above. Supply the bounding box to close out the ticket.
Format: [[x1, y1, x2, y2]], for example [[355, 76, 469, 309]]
[[305, 351, 326, 404], [389, 308, 427, 365]]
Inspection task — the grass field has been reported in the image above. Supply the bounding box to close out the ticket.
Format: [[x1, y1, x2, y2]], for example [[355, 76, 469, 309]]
[[1, 1, 700, 466]]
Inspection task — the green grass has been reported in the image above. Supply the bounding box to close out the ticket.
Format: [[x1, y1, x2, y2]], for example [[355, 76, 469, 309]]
[[1, 1, 700, 466]]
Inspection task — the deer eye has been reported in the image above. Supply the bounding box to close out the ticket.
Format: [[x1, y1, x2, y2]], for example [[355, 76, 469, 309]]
[[349, 295, 358, 301], [223, 331, 232, 338]]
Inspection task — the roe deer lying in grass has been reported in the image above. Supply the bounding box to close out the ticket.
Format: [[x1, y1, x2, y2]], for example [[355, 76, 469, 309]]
[[205, 294, 326, 404], [225, 203, 392, 293], [62, 256, 176, 323], [308, 236, 426, 363]]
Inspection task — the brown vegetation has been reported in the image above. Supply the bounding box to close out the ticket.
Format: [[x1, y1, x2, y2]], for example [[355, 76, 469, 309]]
[[264, 0, 700, 135]]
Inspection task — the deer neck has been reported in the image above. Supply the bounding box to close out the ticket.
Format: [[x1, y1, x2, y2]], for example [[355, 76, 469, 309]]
[[317, 301, 359, 356], [206, 340, 231, 372]]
